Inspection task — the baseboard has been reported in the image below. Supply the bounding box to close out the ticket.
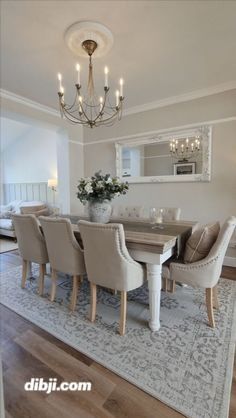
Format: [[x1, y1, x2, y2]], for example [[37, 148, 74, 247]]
[[224, 256, 236, 268]]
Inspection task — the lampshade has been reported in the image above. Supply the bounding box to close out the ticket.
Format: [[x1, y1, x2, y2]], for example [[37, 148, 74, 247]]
[[48, 178, 57, 188]]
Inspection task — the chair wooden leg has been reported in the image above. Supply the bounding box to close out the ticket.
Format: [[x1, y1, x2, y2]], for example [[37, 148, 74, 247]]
[[21, 260, 28, 288], [170, 279, 176, 293], [38, 264, 45, 296], [206, 288, 215, 328], [120, 291, 127, 336], [42, 264, 47, 276], [90, 283, 97, 322], [213, 285, 219, 309], [50, 269, 57, 302], [70, 275, 80, 311], [162, 277, 168, 292]]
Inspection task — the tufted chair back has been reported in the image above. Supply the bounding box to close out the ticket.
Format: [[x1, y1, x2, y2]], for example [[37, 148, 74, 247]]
[[112, 205, 144, 220]]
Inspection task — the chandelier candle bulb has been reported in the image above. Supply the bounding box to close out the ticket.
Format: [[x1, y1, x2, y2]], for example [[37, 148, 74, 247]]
[[99, 97, 103, 111], [119, 78, 124, 97], [104, 66, 109, 88], [76, 63, 80, 85], [115, 90, 120, 107]]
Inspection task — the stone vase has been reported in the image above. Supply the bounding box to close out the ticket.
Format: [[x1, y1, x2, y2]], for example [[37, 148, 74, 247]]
[[87, 200, 112, 223]]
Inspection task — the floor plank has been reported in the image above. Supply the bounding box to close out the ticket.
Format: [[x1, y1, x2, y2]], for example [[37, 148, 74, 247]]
[[1, 250, 236, 418]]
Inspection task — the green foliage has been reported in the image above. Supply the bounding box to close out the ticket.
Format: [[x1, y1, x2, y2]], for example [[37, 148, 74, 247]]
[[77, 171, 129, 204]]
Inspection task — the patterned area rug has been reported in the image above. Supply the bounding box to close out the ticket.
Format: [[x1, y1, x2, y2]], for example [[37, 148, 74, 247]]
[[1, 265, 235, 418], [0, 238, 18, 254]]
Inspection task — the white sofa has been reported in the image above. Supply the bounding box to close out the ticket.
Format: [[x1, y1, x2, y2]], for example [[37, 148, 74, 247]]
[[0, 201, 52, 239]]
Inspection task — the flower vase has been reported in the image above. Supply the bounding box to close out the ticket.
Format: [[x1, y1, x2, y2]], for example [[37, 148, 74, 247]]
[[88, 200, 112, 223]]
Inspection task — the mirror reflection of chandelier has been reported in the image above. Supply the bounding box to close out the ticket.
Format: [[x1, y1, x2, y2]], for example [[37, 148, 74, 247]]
[[169, 136, 201, 162], [57, 22, 124, 128]]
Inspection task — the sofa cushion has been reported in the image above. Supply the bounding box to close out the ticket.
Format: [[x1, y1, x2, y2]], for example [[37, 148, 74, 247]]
[[184, 222, 220, 263], [10, 200, 24, 214], [20, 201, 47, 214], [0, 219, 14, 230], [33, 208, 50, 217], [0, 204, 13, 212], [0, 211, 13, 219]]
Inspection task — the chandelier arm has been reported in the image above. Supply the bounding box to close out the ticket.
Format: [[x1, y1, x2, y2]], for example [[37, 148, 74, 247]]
[[62, 110, 92, 125]]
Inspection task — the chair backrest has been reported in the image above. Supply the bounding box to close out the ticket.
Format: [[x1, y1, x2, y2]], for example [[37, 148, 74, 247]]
[[39, 217, 85, 275], [12, 214, 48, 264], [112, 205, 144, 220], [78, 220, 143, 291], [206, 216, 236, 277]]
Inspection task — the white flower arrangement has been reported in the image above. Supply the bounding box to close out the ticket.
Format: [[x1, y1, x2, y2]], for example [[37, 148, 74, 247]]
[[77, 171, 129, 204]]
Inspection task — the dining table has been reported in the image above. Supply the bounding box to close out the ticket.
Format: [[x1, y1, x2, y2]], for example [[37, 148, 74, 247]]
[[68, 217, 197, 332]]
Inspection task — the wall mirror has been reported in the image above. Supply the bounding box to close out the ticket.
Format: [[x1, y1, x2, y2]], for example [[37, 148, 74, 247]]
[[116, 125, 212, 183]]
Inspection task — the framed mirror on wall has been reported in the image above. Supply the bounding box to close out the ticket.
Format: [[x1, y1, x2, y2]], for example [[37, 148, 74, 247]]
[[115, 125, 212, 183]]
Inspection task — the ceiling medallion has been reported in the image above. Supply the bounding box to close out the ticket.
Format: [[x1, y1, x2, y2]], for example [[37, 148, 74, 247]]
[[57, 21, 124, 128]]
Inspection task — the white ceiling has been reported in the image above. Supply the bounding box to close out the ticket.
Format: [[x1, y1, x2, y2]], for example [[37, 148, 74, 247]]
[[1, 0, 236, 111]]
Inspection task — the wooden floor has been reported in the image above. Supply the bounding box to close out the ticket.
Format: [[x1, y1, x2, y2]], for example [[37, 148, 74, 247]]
[[1, 250, 236, 418]]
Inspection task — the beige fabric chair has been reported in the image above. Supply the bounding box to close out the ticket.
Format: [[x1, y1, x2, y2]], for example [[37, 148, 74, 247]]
[[112, 205, 144, 220], [40, 217, 86, 311], [162, 216, 236, 327], [12, 214, 49, 295], [78, 220, 146, 335]]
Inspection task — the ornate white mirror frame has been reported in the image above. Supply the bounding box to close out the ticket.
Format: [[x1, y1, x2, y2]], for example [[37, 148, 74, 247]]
[[115, 125, 212, 183]]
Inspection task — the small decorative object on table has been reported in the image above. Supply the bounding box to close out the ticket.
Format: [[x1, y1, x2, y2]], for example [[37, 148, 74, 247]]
[[77, 171, 129, 223], [149, 208, 164, 229]]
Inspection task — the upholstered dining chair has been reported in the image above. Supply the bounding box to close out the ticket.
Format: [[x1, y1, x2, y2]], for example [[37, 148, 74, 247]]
[[12, 214, 49, 295], [78, 220, 146, 335], [40, 217, 86, 311], [162, 216, 236, 327], [111, 205, 145, 220]]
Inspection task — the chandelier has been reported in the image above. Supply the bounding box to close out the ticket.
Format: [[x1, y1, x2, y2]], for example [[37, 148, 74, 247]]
[[57, 37, 124, 128], [169, 136, 201, 161]]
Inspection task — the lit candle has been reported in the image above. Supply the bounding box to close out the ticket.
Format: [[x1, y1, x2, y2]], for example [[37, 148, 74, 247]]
[[191, 143, 194, 151], [76, 63, 80, 85], [57, 73, 62, 92], [175, 140, 178, 150], [181, 143, 184, 152], [104, 66, 109, 88], [186, 138, 189, 148], [119, 78, 124, 97], [115, 90, 119, 107], [99, 97, 103, 112]]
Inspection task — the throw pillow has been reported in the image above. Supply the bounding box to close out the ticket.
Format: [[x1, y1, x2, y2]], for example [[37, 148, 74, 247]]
[[20, 204, 47, 214], [184, 222, 220, 263], [33, 208, 50, 217]]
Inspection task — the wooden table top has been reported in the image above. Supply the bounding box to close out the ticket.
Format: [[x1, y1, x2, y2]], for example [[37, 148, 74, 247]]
[[68, 217, 196, 256]]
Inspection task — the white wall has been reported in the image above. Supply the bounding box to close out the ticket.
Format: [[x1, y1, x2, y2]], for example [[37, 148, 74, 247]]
[[1, 97, 83, 213], [1, 119, 58, 183], [84, 90, 236, 229]]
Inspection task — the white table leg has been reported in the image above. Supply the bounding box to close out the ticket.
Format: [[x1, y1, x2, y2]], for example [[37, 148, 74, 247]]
[[147, 263, 162, 332]]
